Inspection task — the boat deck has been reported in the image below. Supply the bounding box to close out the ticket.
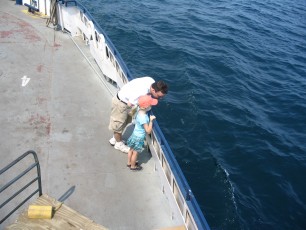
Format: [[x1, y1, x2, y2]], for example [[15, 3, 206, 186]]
[[5, 194, 108, 229], [0, 2, 183, 229]]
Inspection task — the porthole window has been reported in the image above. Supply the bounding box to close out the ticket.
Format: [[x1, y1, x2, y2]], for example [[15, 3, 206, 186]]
[[80, 12, 84, 22], [109, 52, 114, 63], [122, 73, 127, 84], [95, 31, 99, 42], [84, 17, 89, 27], [106, 46, 109, 58]]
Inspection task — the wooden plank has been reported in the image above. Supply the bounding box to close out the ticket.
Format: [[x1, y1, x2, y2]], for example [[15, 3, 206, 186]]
[[5, 194, 108, 230]]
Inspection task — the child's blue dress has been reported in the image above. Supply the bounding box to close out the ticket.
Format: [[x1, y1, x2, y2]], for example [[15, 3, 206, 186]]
[[127, 112, 149, 152]]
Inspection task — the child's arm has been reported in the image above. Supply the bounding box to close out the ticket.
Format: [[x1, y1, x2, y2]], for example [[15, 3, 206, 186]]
[[143, 115, 156, 134]]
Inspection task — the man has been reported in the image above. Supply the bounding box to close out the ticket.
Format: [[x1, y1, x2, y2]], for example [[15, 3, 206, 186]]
[[108, 76, 168, 153]]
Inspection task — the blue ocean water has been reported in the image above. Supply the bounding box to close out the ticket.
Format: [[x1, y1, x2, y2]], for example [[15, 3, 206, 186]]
[[79, 0, 306, 229]]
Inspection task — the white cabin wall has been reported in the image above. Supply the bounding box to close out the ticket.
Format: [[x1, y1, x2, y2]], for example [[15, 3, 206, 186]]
[[22, 0, 31, 6], [21, 0, 49, 15], [58, 6, 80, 36], [44, 0, 51, 16], [56, 3, 128, 88]]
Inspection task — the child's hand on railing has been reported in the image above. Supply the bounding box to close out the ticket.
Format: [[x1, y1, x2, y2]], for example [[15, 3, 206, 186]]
[[150, 115, 156, 121]]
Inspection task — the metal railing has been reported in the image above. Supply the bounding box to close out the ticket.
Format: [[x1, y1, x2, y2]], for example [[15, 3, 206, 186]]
[[56, 1, 211, 228], [149, 123, 211, 230], [0, 150, 42, 224]]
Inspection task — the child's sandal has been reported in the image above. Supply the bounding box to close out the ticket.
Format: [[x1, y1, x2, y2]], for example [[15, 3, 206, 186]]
[[126, 161, 139, 168], [130, 165, 142, 171]]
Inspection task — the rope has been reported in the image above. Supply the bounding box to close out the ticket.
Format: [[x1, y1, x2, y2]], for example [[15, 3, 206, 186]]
[[46, 0, 57, 27]]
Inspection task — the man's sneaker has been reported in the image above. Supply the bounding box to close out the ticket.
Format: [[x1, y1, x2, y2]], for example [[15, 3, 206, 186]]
[[114, 141, 130, 153], [109, 137, 125, 146], [109, 137, 116, 146]]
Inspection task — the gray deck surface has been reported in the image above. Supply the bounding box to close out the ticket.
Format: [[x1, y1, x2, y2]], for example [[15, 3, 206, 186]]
[[0, 2, 180, 229]]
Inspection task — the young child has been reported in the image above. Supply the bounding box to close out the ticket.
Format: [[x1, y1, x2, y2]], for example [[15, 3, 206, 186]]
[[127, 95, 157, 171]]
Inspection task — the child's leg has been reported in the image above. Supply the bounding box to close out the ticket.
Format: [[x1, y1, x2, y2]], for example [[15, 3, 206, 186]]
[[127, 148, 134, 165], [130, 150, 138, 168]]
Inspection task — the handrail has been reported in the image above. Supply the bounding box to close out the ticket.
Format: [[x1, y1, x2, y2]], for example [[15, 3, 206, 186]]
[[59, 0, 133, 81], [0, 150, 42, 224], [57, 2, 211, 228], [153, 123, 211, 230]]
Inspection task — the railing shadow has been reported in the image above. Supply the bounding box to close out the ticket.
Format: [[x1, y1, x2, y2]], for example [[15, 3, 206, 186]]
[[58, 186, 76, 203]]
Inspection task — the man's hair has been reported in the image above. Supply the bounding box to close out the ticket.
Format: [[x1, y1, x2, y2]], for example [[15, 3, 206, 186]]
[[152, 81, 168, 94]]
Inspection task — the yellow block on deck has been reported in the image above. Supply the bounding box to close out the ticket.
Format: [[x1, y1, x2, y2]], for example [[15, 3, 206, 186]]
[[28, 205, 53, 219], [6, 194, 108, 230]]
